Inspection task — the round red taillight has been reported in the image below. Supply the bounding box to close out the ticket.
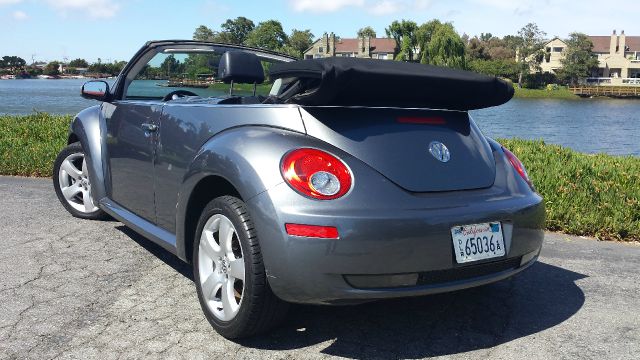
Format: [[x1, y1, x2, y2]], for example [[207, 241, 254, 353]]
[[502, 146, 534, 189], [280, 148, 352, 200]]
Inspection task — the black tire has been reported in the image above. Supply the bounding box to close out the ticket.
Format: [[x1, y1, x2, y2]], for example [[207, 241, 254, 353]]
[[53, 142, 108, 220], [193, 196, 289, 339]]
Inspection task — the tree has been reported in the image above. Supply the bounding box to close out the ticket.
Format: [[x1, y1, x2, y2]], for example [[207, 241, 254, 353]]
[[468, 58, 520, 80], [486, 42, 515, 61], [480, 32, 493, 42], [515, 23, 546, 87], [68, 58, 89, 68], [385, 20, 417, 61], [193, 25, 216, 41], [245, 20, 288, 51], [428, 24, 466, 69], [466, 34, 515, 62], [357, 26, 376, 38], [44, 61, 60, 76], [87, 60, 126, 76], [283, 29, 314, 59], [502, 35, 522, 53], [221, 17, 255, 44], [1, 55, 26, 69], [415, 19, 444, 64], [466, 36, 489, 60], [103, 60, 127, 76], [560, 32, 599, 85], [160, 55, 183, 77]]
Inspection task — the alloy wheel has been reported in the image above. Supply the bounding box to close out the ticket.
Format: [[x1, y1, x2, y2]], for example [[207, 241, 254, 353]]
[[198, 214, 245, 321], [57, 152, 99, 213]]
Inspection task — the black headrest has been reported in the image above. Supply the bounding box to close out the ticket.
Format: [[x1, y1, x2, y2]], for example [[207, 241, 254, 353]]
[[218, 51, 264, 84]]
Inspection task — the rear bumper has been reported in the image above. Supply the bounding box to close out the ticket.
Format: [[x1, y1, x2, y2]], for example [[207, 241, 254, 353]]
[[247, 182, 545, 305], [322, 254, 538, 305]]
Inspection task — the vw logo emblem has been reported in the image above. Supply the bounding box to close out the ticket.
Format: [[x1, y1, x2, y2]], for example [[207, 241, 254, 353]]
[[429, 141, 450, 162]]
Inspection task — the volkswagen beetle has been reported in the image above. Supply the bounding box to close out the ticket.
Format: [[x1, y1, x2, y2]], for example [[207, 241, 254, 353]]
[[53, 40, 544, 339]]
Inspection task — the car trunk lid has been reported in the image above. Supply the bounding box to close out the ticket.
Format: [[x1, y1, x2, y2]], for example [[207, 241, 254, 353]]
[[299, 107, 495, 192]]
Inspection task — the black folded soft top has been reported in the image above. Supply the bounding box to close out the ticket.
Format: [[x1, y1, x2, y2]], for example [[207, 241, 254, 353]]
[[269, 57, 514, 111]]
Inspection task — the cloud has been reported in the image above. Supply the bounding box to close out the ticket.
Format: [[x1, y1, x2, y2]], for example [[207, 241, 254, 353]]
[[290, 0, 365, 13], [290, 0, 432, 15], [0, 0, 22, 5], [45, 0, 120, 18], [471, 0, 536, 16], [11, 9, 27, 20], [367, 0, 433, 16], [413, 0, 432, 10], [369, 0, 403, 15]]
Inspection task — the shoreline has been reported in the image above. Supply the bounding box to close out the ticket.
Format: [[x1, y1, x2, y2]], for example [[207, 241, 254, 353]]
[[513, 86, 580, 100]]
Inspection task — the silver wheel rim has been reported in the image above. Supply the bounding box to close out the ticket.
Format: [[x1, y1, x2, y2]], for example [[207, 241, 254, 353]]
[[198, 214, 245, 321], [58, 152, 99, 213]]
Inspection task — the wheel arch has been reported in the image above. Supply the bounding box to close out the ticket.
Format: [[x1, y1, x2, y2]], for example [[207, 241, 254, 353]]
[[67, 132, 80, 145], [174, 126, 310, 263], [68, 105, 109, 203], [182, 175, 242, 264]]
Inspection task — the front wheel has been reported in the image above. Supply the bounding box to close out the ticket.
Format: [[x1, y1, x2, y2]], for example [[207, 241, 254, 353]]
[[53, 142, 107, 220], [193, 196, 288, 339]]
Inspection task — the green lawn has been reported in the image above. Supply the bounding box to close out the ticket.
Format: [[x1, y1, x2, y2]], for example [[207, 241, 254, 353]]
[[2, 113, 638, 241], [0, 113, 69, 177], [500, 138, 639, 241], [513, 86, 580, 100]]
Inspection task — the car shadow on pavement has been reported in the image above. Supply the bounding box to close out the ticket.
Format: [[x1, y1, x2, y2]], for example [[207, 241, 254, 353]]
[[239, 262, 587, 359], [117, 225, 586, 359], [116, 225, 193, 281]]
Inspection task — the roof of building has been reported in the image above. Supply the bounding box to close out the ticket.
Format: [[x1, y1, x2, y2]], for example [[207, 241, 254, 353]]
[[589, 35, 640, 52], [627, 37, 640, 51], [589, 36, 611, 52], [334, 38, 397, 54], [305, 37, 397, 54], [544, 35, 640, 53]]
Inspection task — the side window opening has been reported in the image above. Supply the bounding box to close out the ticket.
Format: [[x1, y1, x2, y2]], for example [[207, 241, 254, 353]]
[[124, 49, 277, 101]]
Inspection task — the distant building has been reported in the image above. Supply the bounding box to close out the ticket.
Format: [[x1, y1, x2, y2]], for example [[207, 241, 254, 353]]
[[303, 32, 397, 60], [534, 30, 640, 85]]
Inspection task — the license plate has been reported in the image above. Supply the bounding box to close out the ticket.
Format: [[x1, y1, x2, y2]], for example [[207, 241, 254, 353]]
[[451, 222, 505, 263]]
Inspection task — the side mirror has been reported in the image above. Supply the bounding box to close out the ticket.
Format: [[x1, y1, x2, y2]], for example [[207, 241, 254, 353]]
[[81, 80, 110, 101]]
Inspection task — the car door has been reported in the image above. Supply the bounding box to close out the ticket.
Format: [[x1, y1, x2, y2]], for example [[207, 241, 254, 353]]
[[103, 48, 221, 224], [104, 100, 161, 222]]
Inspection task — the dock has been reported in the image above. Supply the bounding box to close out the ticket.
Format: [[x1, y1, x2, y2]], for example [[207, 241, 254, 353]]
[[569, 86, 640, 98]]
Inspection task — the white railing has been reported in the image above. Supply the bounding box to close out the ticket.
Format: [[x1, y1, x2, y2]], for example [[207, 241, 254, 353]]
[[622, 78, 640, 84], [585, 77, 612, 85], [583, 77, 640, 86]]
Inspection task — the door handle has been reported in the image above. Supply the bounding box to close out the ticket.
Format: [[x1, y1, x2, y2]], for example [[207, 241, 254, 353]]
[[141, 123, 158, 132]]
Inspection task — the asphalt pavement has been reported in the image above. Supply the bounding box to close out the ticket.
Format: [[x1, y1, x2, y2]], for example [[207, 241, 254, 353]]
[[0, 176, 638, 359]]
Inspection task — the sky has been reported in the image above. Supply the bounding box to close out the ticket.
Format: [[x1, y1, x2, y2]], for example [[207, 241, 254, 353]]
[[1, 0, 639, 64]]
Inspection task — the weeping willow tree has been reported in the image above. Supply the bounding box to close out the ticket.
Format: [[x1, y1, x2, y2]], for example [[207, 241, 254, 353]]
[[427, 24, 466, 69], [386, 20, 418, 61]]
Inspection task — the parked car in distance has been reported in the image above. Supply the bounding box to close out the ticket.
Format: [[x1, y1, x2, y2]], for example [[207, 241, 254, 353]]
[[53, 40, 544, 339]]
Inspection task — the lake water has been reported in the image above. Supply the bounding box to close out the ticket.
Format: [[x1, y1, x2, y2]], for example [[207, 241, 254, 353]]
[[1, 79, 639, 156]]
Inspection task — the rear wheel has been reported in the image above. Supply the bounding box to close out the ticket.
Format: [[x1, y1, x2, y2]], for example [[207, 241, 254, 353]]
[[53, 142, 107, 220], [193, 196, 288, 339]]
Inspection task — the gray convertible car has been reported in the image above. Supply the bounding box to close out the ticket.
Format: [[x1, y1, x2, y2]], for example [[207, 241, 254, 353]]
[[53, 40, 544, 338]]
